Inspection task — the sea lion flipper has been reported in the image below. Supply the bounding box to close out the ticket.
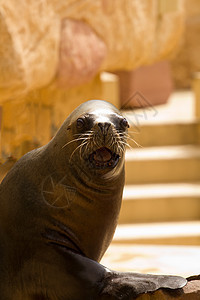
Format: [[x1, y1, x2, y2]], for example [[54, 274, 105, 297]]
[[36, 248, 186, 299], [99, 271, 187, 299]]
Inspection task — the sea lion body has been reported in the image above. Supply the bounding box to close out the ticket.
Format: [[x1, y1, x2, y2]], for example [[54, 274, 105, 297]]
[[0, 100, 186, 299]]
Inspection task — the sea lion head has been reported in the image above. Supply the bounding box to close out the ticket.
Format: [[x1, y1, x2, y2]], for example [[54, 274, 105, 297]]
[[52, 100, 129, 179]]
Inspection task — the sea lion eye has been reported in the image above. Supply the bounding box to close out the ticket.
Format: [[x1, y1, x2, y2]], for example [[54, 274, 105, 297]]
[[76, 118, 85, 129], [120, 118, 129, 129]]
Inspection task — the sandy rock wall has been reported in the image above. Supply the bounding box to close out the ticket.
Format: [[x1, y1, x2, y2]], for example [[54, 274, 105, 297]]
[[171, 0, 200, 88], [54, 0, 185, 71], [0, 0, 185, 103], [0, 1, 60, 102]]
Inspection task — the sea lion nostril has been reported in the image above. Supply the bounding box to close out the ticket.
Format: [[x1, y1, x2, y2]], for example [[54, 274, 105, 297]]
[[98, 122, 111, 135]]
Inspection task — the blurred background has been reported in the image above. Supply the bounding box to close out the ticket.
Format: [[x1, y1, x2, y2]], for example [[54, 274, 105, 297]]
[[0, 0, 199, 277]]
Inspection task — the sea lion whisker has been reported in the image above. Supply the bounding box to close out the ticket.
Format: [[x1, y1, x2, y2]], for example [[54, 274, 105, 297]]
[[116, 132, 128, 139], [127, 130, 140, 134], [120, 140, 129, 147], [113, 139, 119, 152], [79, 140, 89, 159], [93, 138, 101, 149], [125, 132, 140, 142], [118, 131, 128, 135], [120, 141, 133, 150], [85, 141, 92, 154], [113, 136, 119, 144], [116, 141, 124, 155], [119, 145, 125, 153], [117, 147, 123, 156], [69, 141, 88, 163], [81, 138, 93, 158], [74, 131, 94, 137], [116, 135, 127, 142], [115, 139, 126, 149], [126, 143, 133, 150], [126, 136, 142, 148], [107, 135, 114, 147], [73, 134, 92, 139], [118, 136, 128, 142], [121, 140, 130, 146], [62, 137, 87, 149]]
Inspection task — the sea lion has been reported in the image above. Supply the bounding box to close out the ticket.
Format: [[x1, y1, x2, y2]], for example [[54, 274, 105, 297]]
[[0, 100, 186, 299]]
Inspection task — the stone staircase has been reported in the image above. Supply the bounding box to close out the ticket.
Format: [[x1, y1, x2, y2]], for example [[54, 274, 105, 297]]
[[116, 120, 200, 244], [117, 91, 200, 240], [101, 91, 200, 276]]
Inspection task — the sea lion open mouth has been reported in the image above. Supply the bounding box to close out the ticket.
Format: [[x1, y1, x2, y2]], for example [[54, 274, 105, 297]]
[[89, 147, 119, 169]]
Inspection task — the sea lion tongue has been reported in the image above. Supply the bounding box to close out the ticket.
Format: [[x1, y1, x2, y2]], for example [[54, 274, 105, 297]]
[[93, 147, 112, 162]]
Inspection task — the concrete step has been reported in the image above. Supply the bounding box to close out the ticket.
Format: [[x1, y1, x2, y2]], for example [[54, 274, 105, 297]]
[[125, 145, 200, 184], [119, 183, 200, 224], [101, 243, 200, 277], [122, 90, 196, 126], [126, 121, 199, 148], [122, 90, 200, 147], [113, 221, 200, 246]]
